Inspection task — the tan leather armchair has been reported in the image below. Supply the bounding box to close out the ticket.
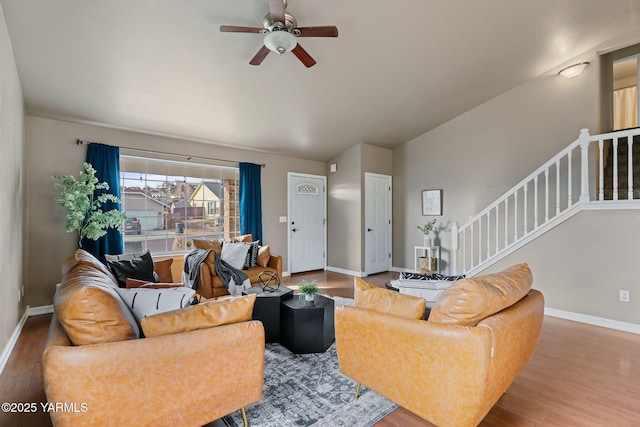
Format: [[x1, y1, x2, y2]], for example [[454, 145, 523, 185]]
[[336, 267, 544, 427]]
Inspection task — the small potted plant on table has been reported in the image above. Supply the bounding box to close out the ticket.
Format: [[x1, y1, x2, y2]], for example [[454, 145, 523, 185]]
[[298, 280, 320, 302]]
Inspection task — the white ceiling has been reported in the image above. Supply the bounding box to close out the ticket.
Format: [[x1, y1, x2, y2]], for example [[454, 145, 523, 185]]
[[2, 0, 640, 161]]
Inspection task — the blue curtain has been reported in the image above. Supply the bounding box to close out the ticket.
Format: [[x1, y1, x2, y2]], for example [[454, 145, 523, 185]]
[[239, 162, 262, 242], [81, 143, 123, 261]]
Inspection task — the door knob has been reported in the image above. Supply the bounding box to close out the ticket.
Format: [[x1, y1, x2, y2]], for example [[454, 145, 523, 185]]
[[367, 228, 373, 232], [292, 228, 298, 232]]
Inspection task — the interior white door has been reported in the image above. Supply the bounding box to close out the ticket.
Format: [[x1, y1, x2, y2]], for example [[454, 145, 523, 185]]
[[288, 174, 326, 274], [365, 173, 392, 275]]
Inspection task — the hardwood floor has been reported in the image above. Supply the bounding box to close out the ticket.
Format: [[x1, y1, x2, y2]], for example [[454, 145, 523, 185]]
[[1, 270, 639, 426]]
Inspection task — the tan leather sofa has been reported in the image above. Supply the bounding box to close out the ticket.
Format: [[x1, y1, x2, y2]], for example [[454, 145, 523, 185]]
[[193, 237, 283, 299], [42, 250, 265, 427], [336, 264, 544, 427]]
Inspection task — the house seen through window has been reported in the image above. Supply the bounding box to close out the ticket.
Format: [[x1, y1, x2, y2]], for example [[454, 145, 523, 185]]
[[120, 156, 240, 254]]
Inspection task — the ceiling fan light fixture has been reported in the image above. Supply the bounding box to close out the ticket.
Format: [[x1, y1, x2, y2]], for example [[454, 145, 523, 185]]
[[264, 30, 297, 54], [558, 62, 590, 79]]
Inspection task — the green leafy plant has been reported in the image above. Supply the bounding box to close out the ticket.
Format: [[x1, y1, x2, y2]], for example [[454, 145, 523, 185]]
[[298, 280, 320, 296], [417, 219, 437, 235], [53, 162, 126, 246]]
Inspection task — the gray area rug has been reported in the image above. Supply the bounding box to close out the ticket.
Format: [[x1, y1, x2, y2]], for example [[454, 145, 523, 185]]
[[222, 342, 397, 427]]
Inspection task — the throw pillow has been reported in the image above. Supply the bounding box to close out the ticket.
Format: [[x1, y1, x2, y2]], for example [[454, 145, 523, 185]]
[[354, 277, 425, 320], [153, 258, 174, 283], [115, 286, 196, 320], [220, 242, 251, 270], [234, 234, 253, 243], [140, 293, 257, 338], [428, 263, 533, 326], [400, 272, 465, 281], [125, 278, 183, 289], [243, 241, 260, 269], [107, 251, 156, 287], [256, 245, 271, 268]]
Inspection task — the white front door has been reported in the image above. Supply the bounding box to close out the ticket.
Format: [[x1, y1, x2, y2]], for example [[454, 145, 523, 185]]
[[365, 173, 392, 275], [288, 173, 326, 274]]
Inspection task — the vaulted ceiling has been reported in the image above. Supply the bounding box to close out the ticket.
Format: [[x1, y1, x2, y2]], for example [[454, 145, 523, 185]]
[[2, 0, 640, 161]]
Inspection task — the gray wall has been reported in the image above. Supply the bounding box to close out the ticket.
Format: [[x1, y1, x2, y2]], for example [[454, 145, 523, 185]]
[[327, 143, 392, 274], [25, 116, 326, 307], [393, 51, 599, 275], [0, 7, 25, 354], [483, 210, 640, 324]]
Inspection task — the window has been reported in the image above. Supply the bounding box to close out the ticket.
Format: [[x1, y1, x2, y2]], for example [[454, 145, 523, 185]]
[[120, 156, 240, 254]]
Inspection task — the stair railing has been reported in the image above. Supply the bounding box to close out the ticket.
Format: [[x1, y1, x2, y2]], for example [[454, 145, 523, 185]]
[[452, 127, 640, 275]]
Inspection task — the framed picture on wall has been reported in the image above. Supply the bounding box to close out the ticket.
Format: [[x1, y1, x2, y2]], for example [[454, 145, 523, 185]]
[[422, 189, 443, 216]]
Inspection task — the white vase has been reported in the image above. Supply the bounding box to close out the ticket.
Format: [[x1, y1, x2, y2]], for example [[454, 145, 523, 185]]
[[423, 236, 431, 247], [304, 293, 315, 302]]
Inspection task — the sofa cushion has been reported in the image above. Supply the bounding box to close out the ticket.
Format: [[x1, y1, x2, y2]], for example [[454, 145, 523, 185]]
[[257, 245, 271, 268], [428, 263, 533, 326], [221, 242, 251, 270], [354, 277, 425, 320], [153, 258, 174, 283], [243, 241, 260, 269], [125, 278, 183, 289], [55, 264, 140, 345], [115, 286, 196, 320], [193, 238, 222, 254], [107, 251, 156, 287], [61, 249, 118, 285], [140, 293, 257, 338]]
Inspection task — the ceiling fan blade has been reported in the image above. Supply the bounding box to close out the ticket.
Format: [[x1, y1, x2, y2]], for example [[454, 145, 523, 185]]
[[249, 45, 271, 66], [269, 0, 286, 24], [292, 44, 316, 68], [220, 25, 264, 33], [294, 26, 339, 37]]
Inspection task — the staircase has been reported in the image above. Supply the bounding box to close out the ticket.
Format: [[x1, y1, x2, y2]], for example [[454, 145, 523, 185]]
[[452, 128, 640, 276]]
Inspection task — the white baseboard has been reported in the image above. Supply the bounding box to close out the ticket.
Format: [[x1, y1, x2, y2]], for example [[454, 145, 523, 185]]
[[545, 307, 640, 335], [0, 308, 30, 376], [281, 271, 291, 278], [325, 266, 365, 277], [28, 305, 54, 316], [0, 305, 54, 376], [391, 266, 413, 273]]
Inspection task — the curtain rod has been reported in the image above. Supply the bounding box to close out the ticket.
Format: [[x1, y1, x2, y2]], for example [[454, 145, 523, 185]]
[[76, 139, 265, 168]]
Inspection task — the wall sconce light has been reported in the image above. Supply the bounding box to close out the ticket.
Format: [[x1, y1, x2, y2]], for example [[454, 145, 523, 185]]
[[558, 62, 590, 79], [330, 163, 337, 173]]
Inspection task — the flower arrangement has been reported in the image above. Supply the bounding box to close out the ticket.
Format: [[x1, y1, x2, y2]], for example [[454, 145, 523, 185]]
[[53, 162, 126, 247], [417, 219, 437, 235]]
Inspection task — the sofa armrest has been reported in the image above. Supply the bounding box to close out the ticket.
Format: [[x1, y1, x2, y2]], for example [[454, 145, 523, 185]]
[[197, 261, 214, 299], [335, 306, 492, 427], [42, 320, 265, 427], [267, 253, 283, 278]]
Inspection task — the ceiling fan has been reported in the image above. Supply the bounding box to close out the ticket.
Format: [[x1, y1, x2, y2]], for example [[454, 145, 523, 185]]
[[220, 0, 338, 67]]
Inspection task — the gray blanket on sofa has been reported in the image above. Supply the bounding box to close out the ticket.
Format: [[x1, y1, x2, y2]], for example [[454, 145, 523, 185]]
[[213, 250, 251, 296], [182, 249, 211, 290]]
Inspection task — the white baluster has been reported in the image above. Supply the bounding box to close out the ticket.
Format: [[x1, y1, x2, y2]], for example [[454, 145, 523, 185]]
[[628, 137, 633, 200], [470, 222, 474, 269], [598, 139, 604, 200], [545, 169, 550, 222], [451, 221, 459, 274], [478, 218, 482, 262], [534, 175, 539, 228], [556, 160, 560, 215], [613, 137, 619, 201], [504, 198, 508, 246], [579, 129, 590, 203], [495, 206, 499, 251], [568, 150, 573, 206], [487, 211, 491, 257], [523, 184, 528, 235], [462, 228, 466, 274], [514, 190, 518, 239]]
